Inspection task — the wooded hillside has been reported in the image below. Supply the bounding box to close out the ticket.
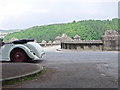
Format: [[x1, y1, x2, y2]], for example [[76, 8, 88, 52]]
[[4, 18, 118, 42]]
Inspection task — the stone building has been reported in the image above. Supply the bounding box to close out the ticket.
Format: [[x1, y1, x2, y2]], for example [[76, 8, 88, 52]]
[[40, 40, 47, 46], [102, 30, 119, 51], [48, 40, 53, 46], [61, 30, 119, 51], [61, 40, 103, 51], [55, 34, 73, 44], [74, 35, 81, 40], [61, 34, 103, 51], [48, 41, 52, 44], [61, 33, 73, 42], [55, 36, 61, 44], [41, 40, 47, 44]]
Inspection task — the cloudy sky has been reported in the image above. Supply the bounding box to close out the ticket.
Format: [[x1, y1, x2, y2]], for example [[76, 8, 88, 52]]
[[0, 0, 119, 30]]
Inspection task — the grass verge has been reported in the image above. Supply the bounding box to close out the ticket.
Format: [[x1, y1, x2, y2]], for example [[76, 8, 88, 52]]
[[2, 66, 47, 86]]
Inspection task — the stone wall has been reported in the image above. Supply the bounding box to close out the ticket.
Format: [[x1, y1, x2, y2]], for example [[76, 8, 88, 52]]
[[61, 30, 119, 51], [61, 40, 103, 51]]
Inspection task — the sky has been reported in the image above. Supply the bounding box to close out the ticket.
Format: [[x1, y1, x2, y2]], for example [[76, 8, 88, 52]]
[[0, 0, 119, 30]]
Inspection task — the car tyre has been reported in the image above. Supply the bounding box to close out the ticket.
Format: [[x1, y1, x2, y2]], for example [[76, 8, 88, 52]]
[[10, 48, 28, 62]]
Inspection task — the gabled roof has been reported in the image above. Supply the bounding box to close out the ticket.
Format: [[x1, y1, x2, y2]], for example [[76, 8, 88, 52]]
[[74, 35, 80, 39]]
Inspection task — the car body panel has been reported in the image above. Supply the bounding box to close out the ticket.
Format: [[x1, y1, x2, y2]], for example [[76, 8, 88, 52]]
[[25, 42, 45, 58], [0, 42, 45, 61]]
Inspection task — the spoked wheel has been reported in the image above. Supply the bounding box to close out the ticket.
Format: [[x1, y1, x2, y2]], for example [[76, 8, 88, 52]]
[[10, 48, 28, 62]]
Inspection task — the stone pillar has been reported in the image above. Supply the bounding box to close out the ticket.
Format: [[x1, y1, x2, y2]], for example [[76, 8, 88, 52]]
[[91, 45, 96, 51], [41, 40, 47, 47], [84, 45, 88, 50], [71, 44, 74, 49], [96, 45, 101, 51], [99, 45, 103, 51], [64, 43, 67, 49], [48, 41, 53, 46], [67, 44, 70, 49], [102, 30, 119, 51], [77, 46, 82, 50]]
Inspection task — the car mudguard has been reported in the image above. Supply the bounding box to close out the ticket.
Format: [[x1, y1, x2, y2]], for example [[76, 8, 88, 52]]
[[8, 44, 39, 60]]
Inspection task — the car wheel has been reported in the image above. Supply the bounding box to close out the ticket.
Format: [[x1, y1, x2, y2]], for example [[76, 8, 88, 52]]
[[10, 48, 27, 62]]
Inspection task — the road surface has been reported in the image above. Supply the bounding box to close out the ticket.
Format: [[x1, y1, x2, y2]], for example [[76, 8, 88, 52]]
[[3, 46, 118, 88]]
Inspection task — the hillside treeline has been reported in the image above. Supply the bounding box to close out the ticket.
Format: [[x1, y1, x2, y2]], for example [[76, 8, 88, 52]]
[[4, 18, 118, 42]]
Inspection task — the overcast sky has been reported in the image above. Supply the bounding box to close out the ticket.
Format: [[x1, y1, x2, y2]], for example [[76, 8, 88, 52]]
[[0, 0, 119, 30]]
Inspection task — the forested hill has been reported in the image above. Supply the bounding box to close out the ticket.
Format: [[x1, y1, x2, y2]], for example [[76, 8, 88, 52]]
[[4, 18, 118, 42]]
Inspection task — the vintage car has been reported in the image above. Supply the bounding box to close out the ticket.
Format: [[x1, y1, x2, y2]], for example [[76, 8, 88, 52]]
[[0, 39, 45, 62]]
